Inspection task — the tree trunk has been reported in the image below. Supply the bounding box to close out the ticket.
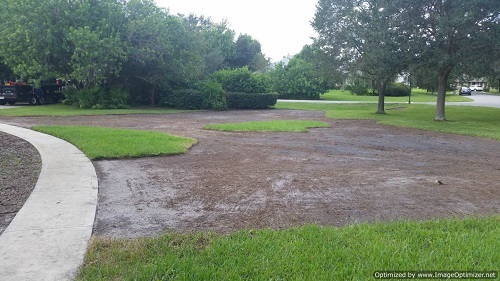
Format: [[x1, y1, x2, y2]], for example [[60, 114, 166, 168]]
[[376, 79, 389, 114], [435, 66, 452, 121], [151, 86, 156, 107]]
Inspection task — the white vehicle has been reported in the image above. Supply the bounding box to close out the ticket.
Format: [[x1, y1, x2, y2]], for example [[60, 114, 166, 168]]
[[470, 85, 483, 91]]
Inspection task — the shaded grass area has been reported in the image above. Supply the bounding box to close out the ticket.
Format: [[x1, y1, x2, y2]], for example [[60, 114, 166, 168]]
[[203, 120, 330, 132], [77, 216, 500, 280], [0, 104, 186, 116], [321, 89, 473, 102], [275, 102, 500, 141], [32, 126, 197, 160]]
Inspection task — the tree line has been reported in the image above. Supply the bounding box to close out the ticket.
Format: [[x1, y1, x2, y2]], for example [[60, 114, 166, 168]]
[[312, 0, 500, 120], [0, 0, 268, 106], [1, 0, 498, 121]]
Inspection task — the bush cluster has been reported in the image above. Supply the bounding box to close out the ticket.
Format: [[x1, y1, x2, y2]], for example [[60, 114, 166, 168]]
[[163, 83, 228, 110], [212, 67, 271, 94], [385, 83, 411, 96], [270, 58, 328, 100], [164, 89, 205, 110], [197, 81, 227, 110], [161, 67, 279, 110], [165, 90, 277, 110], [63, 86, 129, 109], [346, 83, 372, 96], [225, 92, 278, 109]]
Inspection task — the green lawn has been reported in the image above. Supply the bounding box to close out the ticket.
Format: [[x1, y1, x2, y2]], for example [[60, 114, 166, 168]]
[[276, 102, 500, 141], [32, 126, 197, 160], [203, 120, 330, 132], [321, 89, 473, 102], [77, 216, 499, 280], [0, 104, 186, 116]]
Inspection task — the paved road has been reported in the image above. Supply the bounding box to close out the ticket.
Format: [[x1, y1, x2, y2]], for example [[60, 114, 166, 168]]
[[447, 92, 500, 108]]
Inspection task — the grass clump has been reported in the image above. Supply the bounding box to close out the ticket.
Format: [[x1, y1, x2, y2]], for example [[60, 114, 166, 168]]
[[203, 120, 330, 132], [0, 104, 186, 117], [77, 216, 500, 280], [32, 126, 196, 160]]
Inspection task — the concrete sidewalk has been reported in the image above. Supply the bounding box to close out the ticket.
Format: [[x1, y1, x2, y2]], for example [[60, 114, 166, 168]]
[[0, 124, 98, 281]]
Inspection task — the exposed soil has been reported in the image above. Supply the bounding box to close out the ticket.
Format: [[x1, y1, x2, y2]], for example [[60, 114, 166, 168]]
[[1, 109, 499, 238], [0, 132, 41, 234]]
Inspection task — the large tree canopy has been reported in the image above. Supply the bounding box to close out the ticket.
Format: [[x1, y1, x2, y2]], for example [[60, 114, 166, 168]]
[[313, 0, 422, 113], [313, 0, 499, 119], [414, 0, 500, 120], [0, 0, 269, 105]]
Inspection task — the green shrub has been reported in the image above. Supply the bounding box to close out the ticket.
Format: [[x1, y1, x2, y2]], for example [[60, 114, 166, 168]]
[[270, 58, 328, 100], [385, 83, 411, 97], [225, 92, 278, 109], [165, 89, 204, 110], [63, 86, 129, 109], [212, 67, 271, 93], [346, 83, 371, 96], [163, 83, 228, 111], [198, 81, 227, 110]]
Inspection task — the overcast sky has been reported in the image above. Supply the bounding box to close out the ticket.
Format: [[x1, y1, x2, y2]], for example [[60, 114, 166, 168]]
[[154, 0, 318, 62]]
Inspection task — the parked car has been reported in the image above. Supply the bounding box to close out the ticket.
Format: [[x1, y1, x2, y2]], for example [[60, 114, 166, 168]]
[[470, 85, 483, 91], [459, 86, 472, 95], [0, 84, 37, 105], [0, 80, 64, 105]]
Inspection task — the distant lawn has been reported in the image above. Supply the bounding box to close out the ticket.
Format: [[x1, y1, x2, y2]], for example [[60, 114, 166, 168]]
[[77, 216, 499, 280], [321, 88, 473, 102], [276, 102, 500, 141], [203, 120, 330, 132], [0, 104, 186, 117], [32, 126, 197, 160]]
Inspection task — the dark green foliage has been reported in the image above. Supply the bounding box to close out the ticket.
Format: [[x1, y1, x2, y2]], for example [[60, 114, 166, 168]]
[[225, 92, 278, 109], [0, 0, 269, 108], [164, 89, 205, 110], [212, 67, 271, 94], [63, 86, 129, 109], [163, 82, 228, 110], [198, 81, 227, 110], [270, 58, 328, 100], [229, 34, 267, 71], [346, 84, 371, 96], [385, 83, 411, 97]]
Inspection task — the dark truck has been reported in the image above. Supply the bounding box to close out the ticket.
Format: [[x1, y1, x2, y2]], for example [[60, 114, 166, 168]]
[[0, 80, 64, 105]]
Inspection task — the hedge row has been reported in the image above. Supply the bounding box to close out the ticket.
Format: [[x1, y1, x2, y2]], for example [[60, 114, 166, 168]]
[[225, 92, 278, 109], [347, 82, 411, 97], [385, 83, 411, 97], [165, 90, 278, 110]]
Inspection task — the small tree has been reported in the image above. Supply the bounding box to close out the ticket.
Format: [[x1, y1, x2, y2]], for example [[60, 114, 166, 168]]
[[270, 57, 328, 100]]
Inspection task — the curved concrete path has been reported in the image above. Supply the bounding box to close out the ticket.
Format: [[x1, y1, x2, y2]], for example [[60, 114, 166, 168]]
[[0, 124, 98, 281]]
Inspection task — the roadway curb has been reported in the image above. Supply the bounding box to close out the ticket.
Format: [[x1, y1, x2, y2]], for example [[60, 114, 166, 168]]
[[0, 124, 98, 281]]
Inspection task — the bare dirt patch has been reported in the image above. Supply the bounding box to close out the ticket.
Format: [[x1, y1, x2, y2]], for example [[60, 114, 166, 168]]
[[0, 132, 41, 234], [2, 109, 500, 238]]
